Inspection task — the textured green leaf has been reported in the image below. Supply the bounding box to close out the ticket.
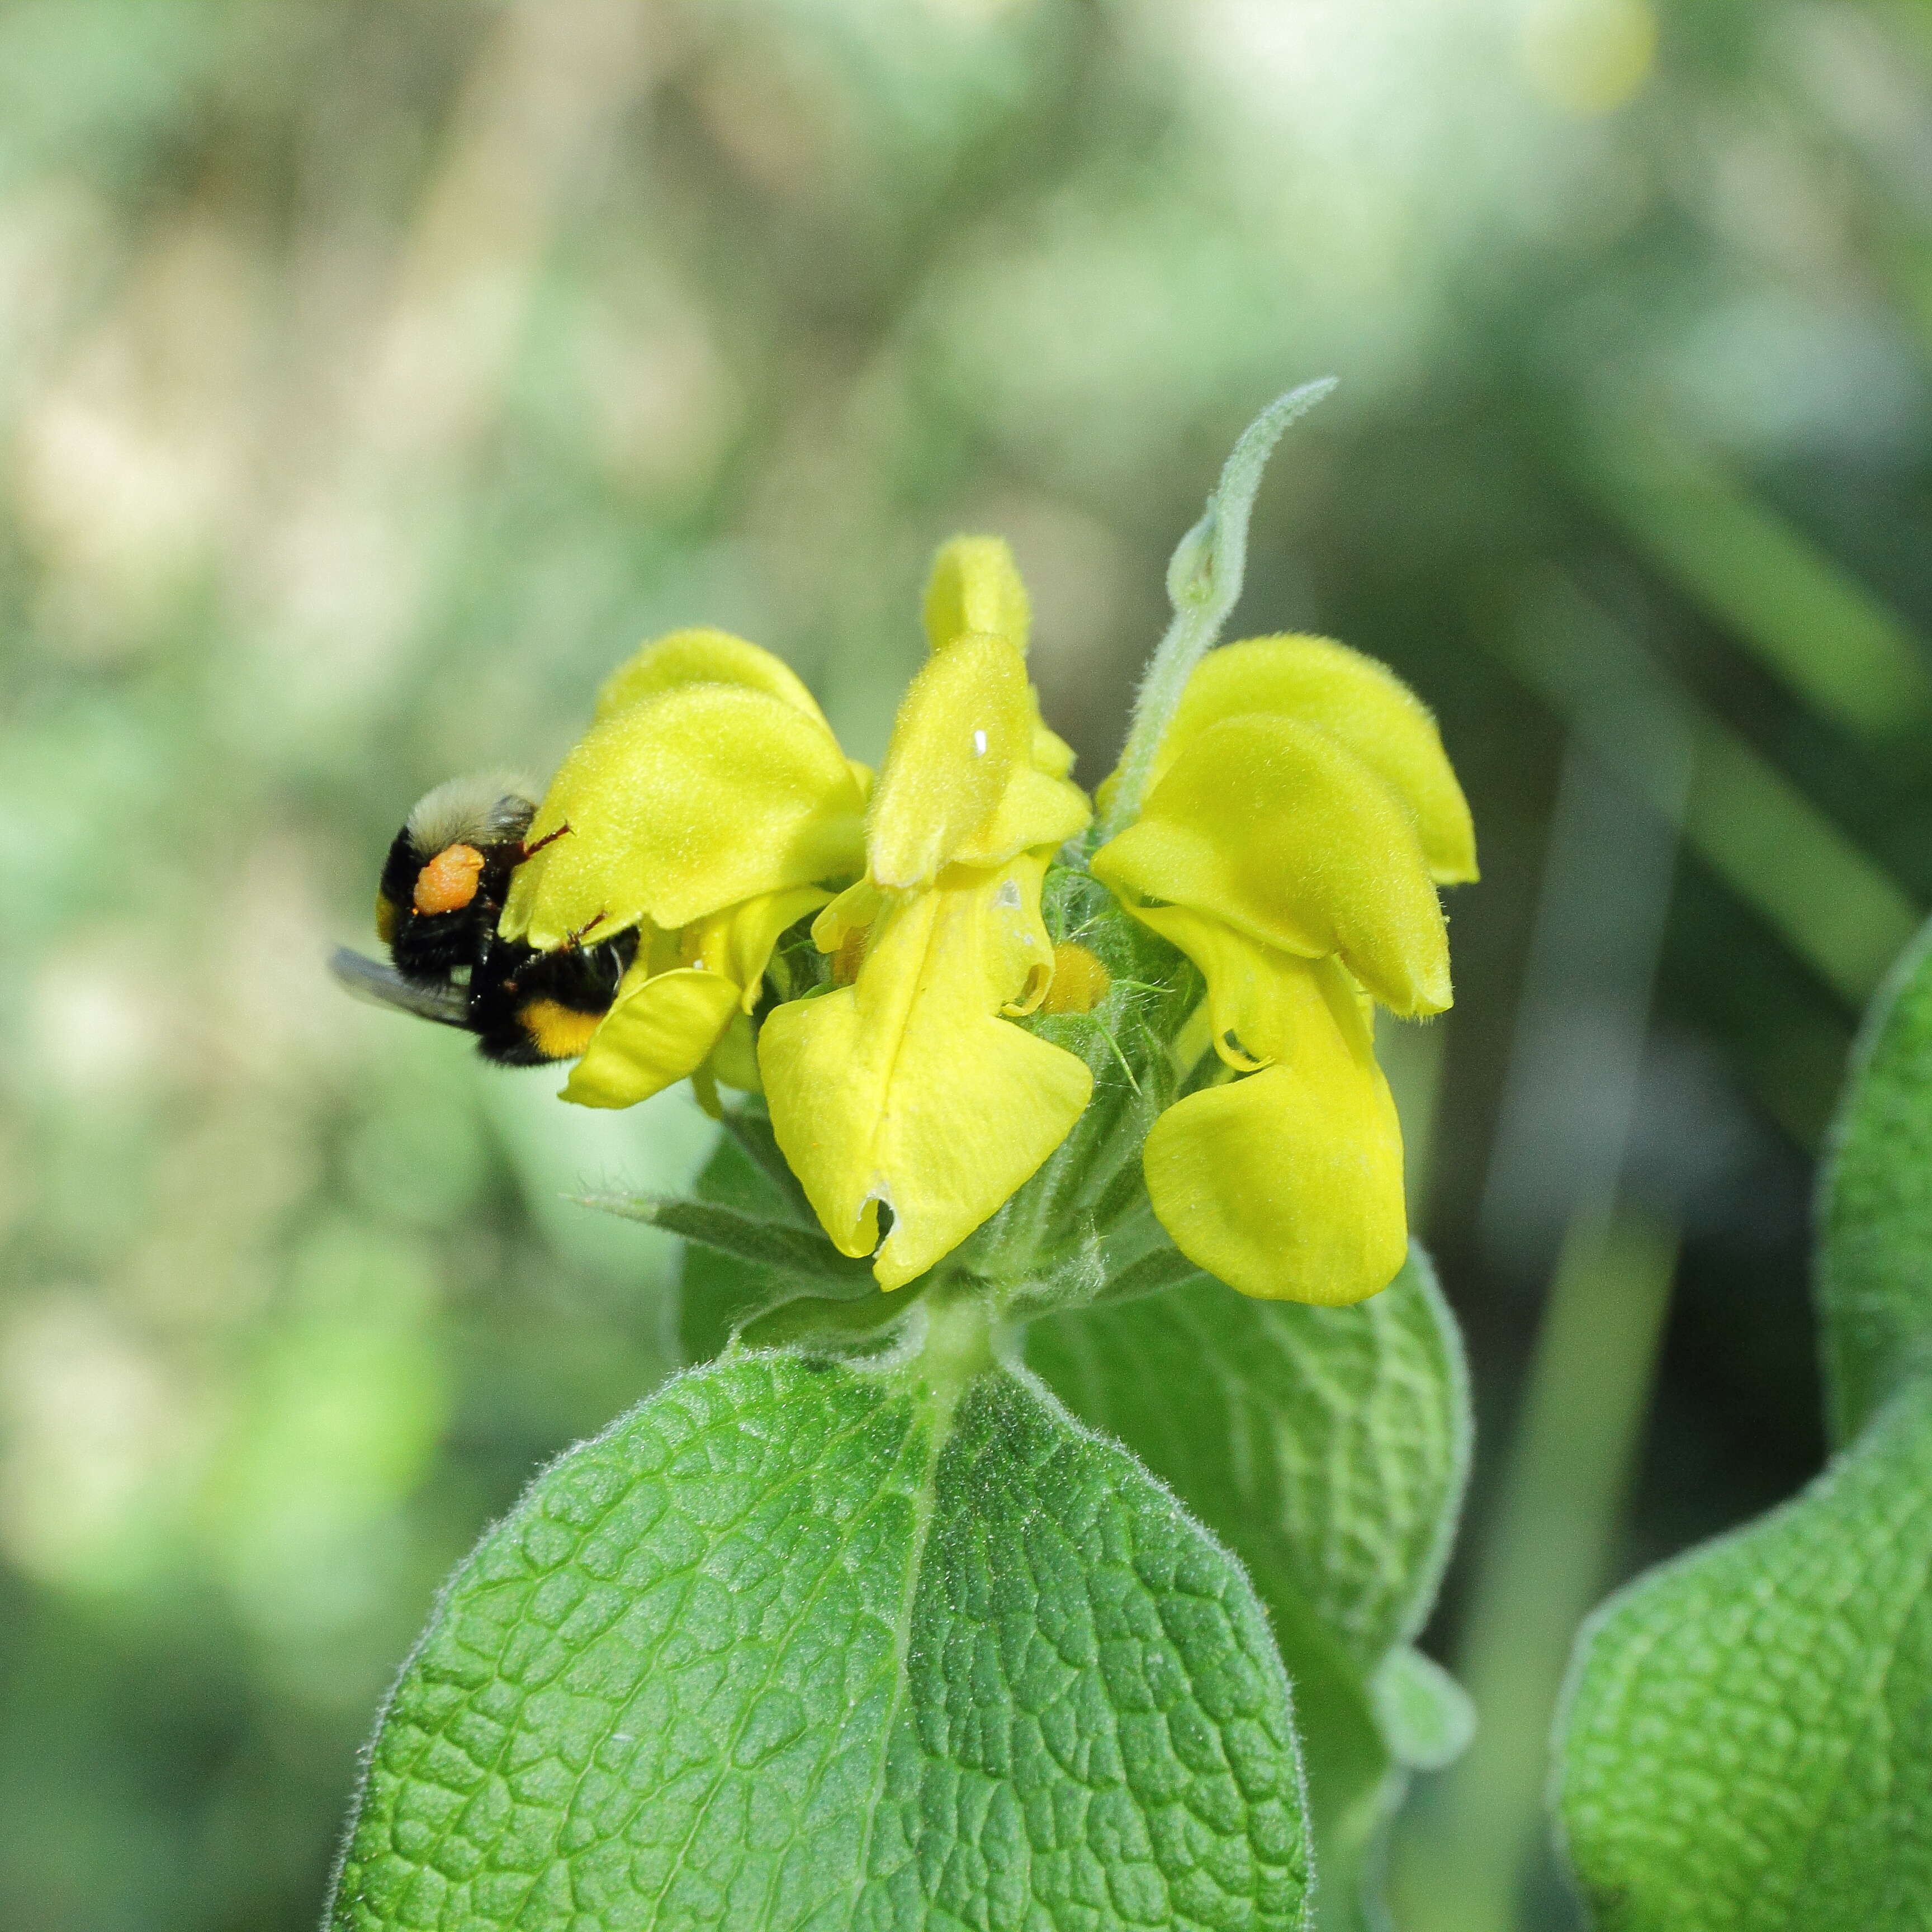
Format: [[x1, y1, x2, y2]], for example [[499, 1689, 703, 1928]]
[[719, 1104, 818, 1229], [1027, 1249, 1471, 1930], [673, 1128, 905, 1363], [583, 1192, 874, 1290], [1819, 919, 1932, 1441], [328, 1341, 1312, 1930], [1557, 1377, 1932, 1931], [678, 1122, 798, 1362], [1557, 920, 1932, 1929]]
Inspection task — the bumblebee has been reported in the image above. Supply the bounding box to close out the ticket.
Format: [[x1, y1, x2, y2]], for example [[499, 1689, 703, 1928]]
[[331, 773, 636, 1066]]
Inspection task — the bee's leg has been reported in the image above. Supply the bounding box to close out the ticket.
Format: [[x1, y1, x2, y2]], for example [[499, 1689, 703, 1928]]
[[560, 910, 608, 953], [518, 821, 572, 862]]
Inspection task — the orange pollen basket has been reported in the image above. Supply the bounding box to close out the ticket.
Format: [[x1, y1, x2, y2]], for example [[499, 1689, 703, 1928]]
[[414, 844, 486, 916]]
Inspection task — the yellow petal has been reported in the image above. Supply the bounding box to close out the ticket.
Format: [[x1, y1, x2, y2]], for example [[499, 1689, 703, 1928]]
[[562, 962, 742, 1110], [707, 1010, 762, 1093], [594, 626, 830, 729], [948, 760, 1092, 871], [867, 635, 1091, 884], [1092, 713, 1450, 1017], [990, 850, 1059, 1016], [759, 860, 1090, 1288], [681, 884, 832, 1013], [1031, 713, 1076, 779], [1144, 953, 1407, 1305], [1117, 904, 1305, 1070], [810, 878, 883, 957], [502, 683, 865, 947], [1159, 636, 1477, 883], [562, 886, 825, 1109], [922, 536, 1030, 654], [866, 634, 1030, 888]]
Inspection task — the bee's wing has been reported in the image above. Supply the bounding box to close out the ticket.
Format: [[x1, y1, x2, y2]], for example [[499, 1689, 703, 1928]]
[[329, 948, 471, 1028]]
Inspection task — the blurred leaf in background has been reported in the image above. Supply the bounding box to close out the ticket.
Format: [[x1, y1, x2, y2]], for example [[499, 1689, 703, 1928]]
[[2, 1, 1930, 1926]]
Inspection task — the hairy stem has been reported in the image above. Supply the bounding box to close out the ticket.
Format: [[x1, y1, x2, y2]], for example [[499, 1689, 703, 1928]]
[[1096, 377, 1337, 843]]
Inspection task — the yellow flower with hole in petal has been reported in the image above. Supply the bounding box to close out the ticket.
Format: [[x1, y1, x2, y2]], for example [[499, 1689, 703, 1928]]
[[1093, 634, 1475, 1306], [500, 627, 868, 1110], [758, 537, 1095, 1290]]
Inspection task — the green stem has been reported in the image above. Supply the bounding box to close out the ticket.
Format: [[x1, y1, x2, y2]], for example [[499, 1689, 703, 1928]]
[[907, 1281, 1000, 1428], [1096, 377, 1336, 842]]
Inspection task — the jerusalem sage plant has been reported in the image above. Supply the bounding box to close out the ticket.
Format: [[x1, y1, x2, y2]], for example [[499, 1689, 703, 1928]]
[[328, 378, 1932, 1928], [324, 385, 1480, 1931]]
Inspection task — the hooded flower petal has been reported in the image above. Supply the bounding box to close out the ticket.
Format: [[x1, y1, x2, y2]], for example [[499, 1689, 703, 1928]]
[[880, 534, 1088, 875], [866, 657, 1088, 887], [760, 855, 1092, 1289], [866, 635, 1034, 889], [503, 681, 865, 948], [1093, 633, 1471, 1305], [1143, 950, 1406, 1305], [759, 539, 1095, 1284], [922, 535, 1031, 655], [593, 625, 833, 728], [1093, 712, 1450, 1017], [1154, 634, 1477, 883]]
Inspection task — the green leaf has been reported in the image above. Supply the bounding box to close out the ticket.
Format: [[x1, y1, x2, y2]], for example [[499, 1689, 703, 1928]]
[[1557, 921, 1932, 1929], [671, 1123, 905, 1363], [1819, 918, 1932, 1442], [719, 1102, 818, 1229], [1556, 1377, 1932, 1930], [1369, 1649, 1474, 1775], [581, 1192, 874, 1290], [1027, 1248, 1471, 1930], [678, 1117, 798, 1361], [328, 1336, 1313, 1930]]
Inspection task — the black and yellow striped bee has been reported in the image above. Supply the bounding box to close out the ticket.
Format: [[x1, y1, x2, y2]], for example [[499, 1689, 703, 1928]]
[[331, 774, 635, 1066]]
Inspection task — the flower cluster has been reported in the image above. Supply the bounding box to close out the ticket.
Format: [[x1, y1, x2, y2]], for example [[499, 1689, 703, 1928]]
[[1091, 636, 1474, 1303], [362, 527, 1473, 1310]]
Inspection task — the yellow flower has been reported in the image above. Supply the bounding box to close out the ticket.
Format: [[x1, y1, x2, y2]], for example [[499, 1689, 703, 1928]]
[[500, 627, 868, 1109], [759, 538, 1095, 1290], [1092, 634, 1475, 1306]]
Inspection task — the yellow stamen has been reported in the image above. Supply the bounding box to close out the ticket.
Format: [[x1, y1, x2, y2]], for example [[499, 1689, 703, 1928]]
[[1040, 943, 1110, 1015]]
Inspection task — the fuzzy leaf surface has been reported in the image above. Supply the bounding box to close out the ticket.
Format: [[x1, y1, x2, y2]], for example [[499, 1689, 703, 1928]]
[[1027, 1249, 1470, 1930], [1819, 920, 1932, 1440], [585, 1192, 874, 1290], [1559, 1377, 1932, 1931], [328, 1348, 1312, 1930], [674, 1126, 904, 1361], [1559, 917, 1932, 1929]]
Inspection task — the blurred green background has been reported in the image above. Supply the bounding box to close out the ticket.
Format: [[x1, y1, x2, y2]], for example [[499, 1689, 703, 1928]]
[[2, 1, 1927, 1925]]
